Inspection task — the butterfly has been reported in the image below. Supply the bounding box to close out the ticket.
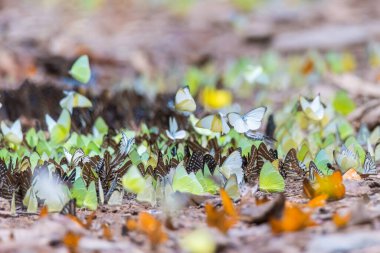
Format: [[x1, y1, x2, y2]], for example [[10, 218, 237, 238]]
[[118, 132, 135, 157], [333, 144, 359, 173], [259, 161, 285, 193], [1, 119, 23, 144], [64, 148, 88, 169], [308, 161, 323, 181], [227, 107, 266, 133], [243, 145, 258, 185], [244, 131, 276, 146], [60, 199, 77, 216], [154, 151, 169, 180], [218, 150, 243, 185], [186, 151, 204, 174], [203, 154, 217, 174], [172, 162, 205, 195], [69, 55, 91, 84], [59, 91, 92, 114], [175, 86, 196, 113], [279, 148, 304, 178], [166, 117, 186, 140], [299, 95, 324, 121], [111, 133, 135, 167], [256, 142, 277, 173], [362, 152, 377, 175], [0, 159, 16, 201], [196, 113, 230, 134]]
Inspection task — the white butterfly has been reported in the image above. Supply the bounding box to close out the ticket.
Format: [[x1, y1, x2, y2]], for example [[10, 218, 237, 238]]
[[300, 95, 324, 121], [363, 152, 377, 175], [218, 150, 243, 185], [1, 119, 23, 144], [196, 112, 230, 134], [227, 107, 266, 133], [166, 117, 186, 140], [119, 132, 135, 156], [174, 86, 196, 113], [64, 148, 88, 167]]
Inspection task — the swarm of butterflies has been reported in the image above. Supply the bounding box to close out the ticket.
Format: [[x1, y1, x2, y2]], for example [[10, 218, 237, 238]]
[[0, 84, 379, 214]]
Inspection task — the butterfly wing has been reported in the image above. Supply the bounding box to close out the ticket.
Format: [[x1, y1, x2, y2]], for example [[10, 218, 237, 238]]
[[60, 199, 77, 216], [259, 161, 285, 193], [203, 154, 217, 174], [196, 114, 230, 134], [227, 112, 248, 133], [256, 143, 276, 172], [155, 151, 169, 179], [363, 152, 377, 175], [175, 87, 196, 113], [244, 107, 266, 131], [280, 148, 303, 178], [186, 151, 204, 174], [308, 161, 323, 181], [219, 150, 243, 184], [244, 145, 258, 185]]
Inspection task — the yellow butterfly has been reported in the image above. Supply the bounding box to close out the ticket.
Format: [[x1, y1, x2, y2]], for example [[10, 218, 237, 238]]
[[196, 113, 230, 134]]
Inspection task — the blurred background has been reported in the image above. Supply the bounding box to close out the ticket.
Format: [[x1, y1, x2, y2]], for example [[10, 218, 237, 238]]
[[1, 0, 380, 129], [1, 0, 379, 88]]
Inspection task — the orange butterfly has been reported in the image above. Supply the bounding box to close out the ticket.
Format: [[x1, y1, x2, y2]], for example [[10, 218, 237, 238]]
[[205, 189, 239, 234]]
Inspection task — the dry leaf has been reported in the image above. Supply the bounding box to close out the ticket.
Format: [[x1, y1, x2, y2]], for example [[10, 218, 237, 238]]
[[269, 202, 316, 234]]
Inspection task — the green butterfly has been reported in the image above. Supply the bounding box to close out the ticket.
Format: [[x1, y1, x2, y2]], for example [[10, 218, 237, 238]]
[[195, 164, 219, 194], [23, 187, 38, 213], [69, 55, 91, 84], [71, 178, 98, 210], [122, 165, 146, 194], [46, 109, 71, 144], [136, 176, 157, 206], [259, 161, 285, 193], [172, 162, 204, 195]]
